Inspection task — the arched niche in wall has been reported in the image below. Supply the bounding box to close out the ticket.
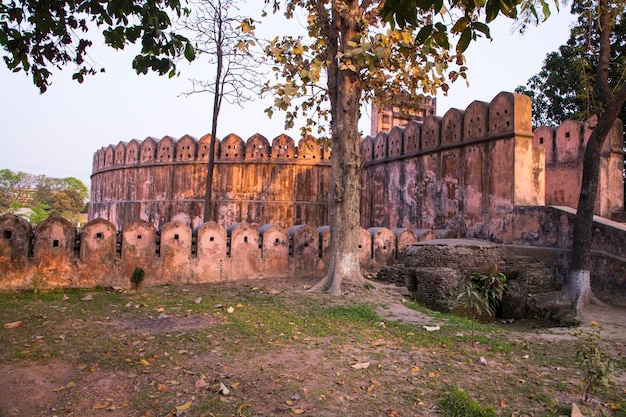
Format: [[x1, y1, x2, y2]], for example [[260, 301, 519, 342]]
[[0, 213, 32, 266], [463, 100, 489, 142], [96, 148, 106, 170], [221, 133, 245, 160], [442, 108, 464, 146], [104, 145, 115, 168], [297, 135, 322, 161], [421, 115, 442, 151], [140, 137, 158, 163], [555, 119, 584, 163], [176, 134, 198, 162], [33, 215, 75, 262], [114, 141, 127, 166], [271, 134, 296, 160], [80, 218, 116, 263], [489, 91, 532, 135], [156, 135, 177, 163], [198, 134, 221, 161], [195, 221, 227, 261], [160, 220, 192, 261], [533, 126, 556, 164], [388, 126, 404, 158], [125, 139, 141, 165], [374, 131, 388, 160], [403, 121, 421, 155], [360, 136, 374, 163], [245, 133, 270, 161], [391, 227, 418, 253]]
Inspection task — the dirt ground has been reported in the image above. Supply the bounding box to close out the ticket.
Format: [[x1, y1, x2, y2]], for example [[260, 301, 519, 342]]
[[1, 278, 625, 417]]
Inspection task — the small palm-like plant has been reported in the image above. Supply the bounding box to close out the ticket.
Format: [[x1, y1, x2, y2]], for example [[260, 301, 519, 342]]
[[456, 265, 507, 346]]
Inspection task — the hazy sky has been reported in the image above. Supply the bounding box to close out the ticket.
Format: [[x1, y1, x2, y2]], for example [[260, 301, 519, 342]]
[[0, 6, 576, 188]]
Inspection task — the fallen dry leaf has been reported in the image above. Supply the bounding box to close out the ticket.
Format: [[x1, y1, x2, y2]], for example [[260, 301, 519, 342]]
[[195, 379, 208, 389], [291, 407, 306, 414], [175, 400, 193, 412], [3, 321, 22, 329], [140, 359, 150, 367], [81, 294, 93, 301], [219, 382, 230, 395], [351, 362, 370, 369], [92, 402, 110, 410]]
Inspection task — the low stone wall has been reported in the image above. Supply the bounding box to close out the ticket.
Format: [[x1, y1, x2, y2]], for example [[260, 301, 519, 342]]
[[378, 240, 559, 319], [0, 214, 445, 291]]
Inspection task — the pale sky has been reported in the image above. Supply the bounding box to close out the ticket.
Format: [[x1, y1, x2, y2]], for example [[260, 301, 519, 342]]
[[0, 6, 576, 188]]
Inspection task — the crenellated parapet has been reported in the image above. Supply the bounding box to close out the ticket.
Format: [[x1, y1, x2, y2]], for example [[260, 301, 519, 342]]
[[360, 92, 544, 239], [92, 133, 329, 172], [0, 213, 451, 290], [90, 133, 332, 231], [533, 117, 625, 219]]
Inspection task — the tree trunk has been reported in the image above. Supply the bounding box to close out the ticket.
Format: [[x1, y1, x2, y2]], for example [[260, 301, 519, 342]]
[[568, 0, 626, 313], [310, 0, 366, 294], [203, 3, 225, 223], [569, 109, 618, 311]]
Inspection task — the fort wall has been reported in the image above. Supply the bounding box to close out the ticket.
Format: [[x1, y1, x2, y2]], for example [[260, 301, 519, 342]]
[[90, 134, 331, 230], [1, 92, 624, 292], [0, 213, 448, 290]]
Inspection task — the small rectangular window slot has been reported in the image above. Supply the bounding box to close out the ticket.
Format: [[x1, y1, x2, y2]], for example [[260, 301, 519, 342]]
[[174, 234, 179, 241], [244, 236, 248, 243], [95, 232, 103, 239], [209, 236, 214, 242], [137, 235, 142, 239], [275, 238, 280, 245], [3, 230, 11, 239], [52, 240, 59, 248]]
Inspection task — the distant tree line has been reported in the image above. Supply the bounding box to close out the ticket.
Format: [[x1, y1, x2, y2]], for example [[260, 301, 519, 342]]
[[0, 169, 89, 225]]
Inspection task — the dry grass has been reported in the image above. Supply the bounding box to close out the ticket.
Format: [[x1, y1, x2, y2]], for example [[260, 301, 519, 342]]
[[0, 277, 624, 417]]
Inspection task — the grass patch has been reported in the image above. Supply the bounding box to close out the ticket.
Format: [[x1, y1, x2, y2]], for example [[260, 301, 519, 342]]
[[439, 388, 497, 417], [0, 282, 623, 417]]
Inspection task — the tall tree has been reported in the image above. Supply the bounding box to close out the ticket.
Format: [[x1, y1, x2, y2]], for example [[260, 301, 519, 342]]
[[0, 0, 196, 92], [518, 0, 626, 313], [263, 0, 548, 295], [180, 0, 263, 222], [515, 0, 626, 128], [568, 0, 626, 312]]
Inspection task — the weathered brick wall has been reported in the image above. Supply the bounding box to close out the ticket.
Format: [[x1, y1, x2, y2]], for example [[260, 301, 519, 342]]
[[0, 214, 439, 290], [533, 117, 624, 219], [360, 92, 546, 239], [90, 134, 331, 231]]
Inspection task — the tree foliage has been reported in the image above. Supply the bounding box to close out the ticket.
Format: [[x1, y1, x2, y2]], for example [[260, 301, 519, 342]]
[[263, 0, 554, 294], [0, 169, 88, 224], [180, 0, 264, 222], [456, 265, 507, 346], [0, 0, 196, 92], [516, 0, 626, 128]]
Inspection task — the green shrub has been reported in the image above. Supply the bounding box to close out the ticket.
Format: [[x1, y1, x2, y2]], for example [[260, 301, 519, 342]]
[[575, 322, 614, 402], [438, 388, 497, 417], [130, 267, 145, 291]]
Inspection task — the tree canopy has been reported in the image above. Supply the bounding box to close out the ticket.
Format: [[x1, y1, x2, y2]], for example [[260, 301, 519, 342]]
[[516, 0, 626, 127], [0, 0, 196, 93], [263, 0, 555, 294], [0, 169, 88, 225]]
